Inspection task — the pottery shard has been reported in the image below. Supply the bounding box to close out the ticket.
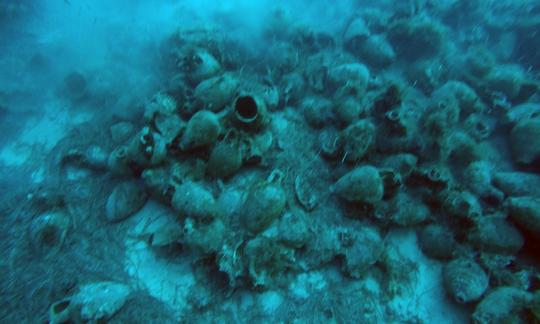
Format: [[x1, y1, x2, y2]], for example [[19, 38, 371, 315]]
[[106, 181, 148, 222], [73, 281, 131, 321]]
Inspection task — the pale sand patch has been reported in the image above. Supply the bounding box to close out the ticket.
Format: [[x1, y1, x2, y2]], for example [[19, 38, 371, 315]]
[[124, 201, 195, 318]]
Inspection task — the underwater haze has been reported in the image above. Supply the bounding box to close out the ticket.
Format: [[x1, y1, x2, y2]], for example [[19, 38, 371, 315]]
[[2, 0, 540, 322]]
